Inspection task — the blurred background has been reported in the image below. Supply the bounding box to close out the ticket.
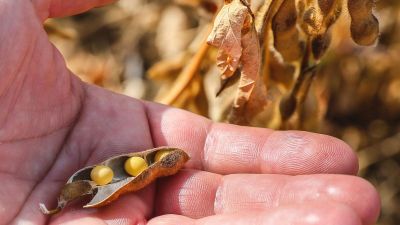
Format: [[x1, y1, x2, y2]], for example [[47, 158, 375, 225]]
[[45, 0, 399, 224]]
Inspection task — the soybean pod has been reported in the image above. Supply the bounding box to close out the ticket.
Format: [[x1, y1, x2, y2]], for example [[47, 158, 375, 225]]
[[40, 147, 190, 215], [272, 0, 303, 62], [348, 0, 379, 45]]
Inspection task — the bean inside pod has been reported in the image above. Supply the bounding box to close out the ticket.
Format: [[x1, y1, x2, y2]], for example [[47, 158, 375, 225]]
[[39, 147, 189, 215]]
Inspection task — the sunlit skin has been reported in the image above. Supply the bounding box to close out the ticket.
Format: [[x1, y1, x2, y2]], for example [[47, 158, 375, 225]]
[[0, 1, 380, 225]]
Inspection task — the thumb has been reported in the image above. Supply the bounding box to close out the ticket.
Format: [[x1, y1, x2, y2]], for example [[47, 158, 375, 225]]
[[32, 0, 116, 21]]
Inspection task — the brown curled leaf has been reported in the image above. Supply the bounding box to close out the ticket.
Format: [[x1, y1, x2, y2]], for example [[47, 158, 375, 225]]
[[228, 14, 267, 124], [207, 0, 248, 80], [208, 0, 267, 125], [39, 147, 190, 215]]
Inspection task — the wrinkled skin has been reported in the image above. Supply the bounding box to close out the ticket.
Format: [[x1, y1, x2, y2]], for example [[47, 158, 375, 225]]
[[0, 1, 380, 225]]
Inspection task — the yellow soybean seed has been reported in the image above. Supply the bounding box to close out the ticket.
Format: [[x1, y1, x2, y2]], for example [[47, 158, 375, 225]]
[[155, 150, 172, 162], [90, 165, 114, 185], [124, 157, 148, 176]]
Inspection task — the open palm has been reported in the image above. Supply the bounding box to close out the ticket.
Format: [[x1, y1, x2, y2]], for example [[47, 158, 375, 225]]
[[0, 1, 380, 225]]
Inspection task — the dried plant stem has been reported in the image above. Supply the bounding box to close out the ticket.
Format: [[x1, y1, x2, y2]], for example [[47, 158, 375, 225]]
[[292, 38, 312, 97], [297, 69, 317, 129], [279, 38, 315, 129], [158, 34, 210, 105], [289, 39, 319, 129]]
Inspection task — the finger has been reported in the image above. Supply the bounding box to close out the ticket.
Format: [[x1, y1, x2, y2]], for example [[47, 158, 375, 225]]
[[32, 0, 115, 20], [149, 202, 362, 225], [155, 170, 380, 225], [145, 102, 358, 175]]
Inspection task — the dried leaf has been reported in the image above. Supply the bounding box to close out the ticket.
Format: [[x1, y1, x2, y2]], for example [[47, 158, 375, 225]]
[[40, 147, 189, 215], [208, 0, 267, 124], [207, 0, 248, 80], [229, 15, 267, 124]]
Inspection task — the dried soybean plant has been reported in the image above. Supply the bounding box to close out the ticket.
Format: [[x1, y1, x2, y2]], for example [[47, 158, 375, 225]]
[[203, 0, 379, 127], [46, 0, 380, 127]]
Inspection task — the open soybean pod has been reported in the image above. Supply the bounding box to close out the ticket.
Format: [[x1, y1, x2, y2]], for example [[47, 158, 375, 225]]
[[39, 147, 190, 215], [348, 0, 379, 46], [272, 0, 303, 62]]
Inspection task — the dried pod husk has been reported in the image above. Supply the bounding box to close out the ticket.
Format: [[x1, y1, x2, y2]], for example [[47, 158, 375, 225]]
[[318, 0, 335, 15], [300, 0, 342, 36], [302, 6, 321, 35], [270, 50, 296, 89], [272, 0, 303, 62], [321, 0, 342, 28], [311, 31, 332, 60], [348, 0, 379, 45], [40, 147, 190, 215], [296, 0, 306, 18]]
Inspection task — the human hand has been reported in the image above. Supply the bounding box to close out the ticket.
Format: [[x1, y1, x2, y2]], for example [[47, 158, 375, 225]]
[[0, 1, 380, 224]]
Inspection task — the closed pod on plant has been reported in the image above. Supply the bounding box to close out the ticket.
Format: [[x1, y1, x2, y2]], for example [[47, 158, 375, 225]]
[[272, 0, 303, 62], [348, 0, 379, 45]]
